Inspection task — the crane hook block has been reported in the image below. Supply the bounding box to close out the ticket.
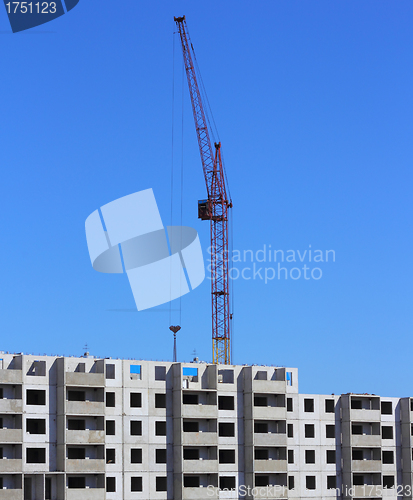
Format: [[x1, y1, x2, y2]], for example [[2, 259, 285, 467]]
[[174, 16, 185, 22]]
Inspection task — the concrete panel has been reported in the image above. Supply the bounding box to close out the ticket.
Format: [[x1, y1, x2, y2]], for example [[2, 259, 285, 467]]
[[351, 460, 382, 472], [65, 459, 105, 472], [0, 429, 22, 442], [65, 401, 105, 415], [65, 372, 105, 387], [252, 380, 286, 393], [253, 407, 286, 420], [181, 406, 217, 419], [353, 485, 383, 497], [182, 487, 218, 499], [351, 434, 381, 447], [254, 434, 287, 447], [0, 370, 22, 384], [0, 400, 22, 413], [0, 459, 22, 472], [348, 409, 381, 421], [182, 432, 218, 446], [253, 486, 288, 499], [182, 460, 218, 473], [66, 489, 105, 500], [254, 459, 288, 472], [0, 490, 22, 500], [66, 430, 105, 444]]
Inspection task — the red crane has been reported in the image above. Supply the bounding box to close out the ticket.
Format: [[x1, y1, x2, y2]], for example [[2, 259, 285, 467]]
[[174, 16, 232, 365]]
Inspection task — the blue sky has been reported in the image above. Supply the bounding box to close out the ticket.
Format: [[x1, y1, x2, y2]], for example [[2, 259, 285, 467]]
[[0, 1, 412, 397]]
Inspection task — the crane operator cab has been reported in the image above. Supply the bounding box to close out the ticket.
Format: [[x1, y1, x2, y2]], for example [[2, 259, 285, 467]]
[[198, 199, 212, 220]]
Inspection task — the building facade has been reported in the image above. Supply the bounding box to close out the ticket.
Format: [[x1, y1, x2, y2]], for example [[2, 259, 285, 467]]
[[0, 352, 411, 500]]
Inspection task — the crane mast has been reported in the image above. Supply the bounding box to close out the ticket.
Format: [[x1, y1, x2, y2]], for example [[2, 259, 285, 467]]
[[174, 16, 232, 365]]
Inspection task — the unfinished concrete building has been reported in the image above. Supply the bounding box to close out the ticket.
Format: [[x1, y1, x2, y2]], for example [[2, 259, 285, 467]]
[[0, 352, 411, 499]]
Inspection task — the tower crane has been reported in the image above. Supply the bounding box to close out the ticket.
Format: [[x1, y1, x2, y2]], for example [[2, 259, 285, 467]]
[[174, 16, 232, 365]]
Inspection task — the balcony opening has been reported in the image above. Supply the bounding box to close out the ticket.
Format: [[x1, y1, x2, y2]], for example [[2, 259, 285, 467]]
[[27, 390, 46, 406], [382, 426, 393, 439], [382, 451, 394, 464], [106, 420, 115, 435], [184, 421, 199, 433], [130, 365, 141, 380], [326, 450, 336, 463], [287, 424, 293, 437], [182, 367, 198, 381], [353, 475, 364, 486], [326, 424, 335, 438], [254, 422, 268, 433], [26, 448, 46, 463], [131, 448, 142, 464], [26, 419, 46, 435], [305, 450, 315, 464], [352, 449, 363, 460], [254, 396, 267, 407], [287, 398, 293, 412], [255, 448, 268, 460], [67, 419, 85, 431], [219, 396, 234, 410], [219, 422, 235, 437], [68, 448, 85, 460], [306, 476, 316, 490], [351, 399, 362, 410], [255, 475, 269, 487], [184, 475, 199, 487], [106, 477, 116, 493], [219, 450, 235, 464], [288, 449, 294, 463], [327, 476, 336, 489], [131, 477, 142, 492], [156, 477, 167, 491], [383, 476, 395, 488], [352, 424, 363, 435], [68, 477, 85, 489], [305, 424, 315, 438], [130, 392, 141, 408], [75, 363, 85, 373], [155, 393, 166, 409], [220, 476, 236, 489], [155, 421, 167, 436], [254, 371, 267, 381], [184, 448, 199, 460], [381, 401, 392, 415], [27, 360, 46, 377], [106, 449, 115, 464], [0, 389, 3, 399], [156, 449, 167, 464], [288, 476, 294, 490], [0, 418, 3, 429], [68, 390, 85, 402], [304, 399, 314, 412], [105, 364, 115, 380], [218, 369, 234, 384], [325, 399, 335, 413], [183, 393, 198, 405], [130, 421, 142, 436], [155, 366, 166, 381], [105, 392, 115, 407]]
